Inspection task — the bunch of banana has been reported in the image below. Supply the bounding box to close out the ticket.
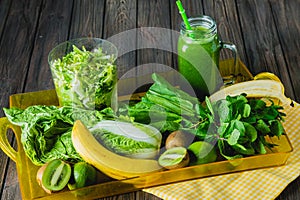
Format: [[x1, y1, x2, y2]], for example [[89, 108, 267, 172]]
[[71, 120, 163, 180]]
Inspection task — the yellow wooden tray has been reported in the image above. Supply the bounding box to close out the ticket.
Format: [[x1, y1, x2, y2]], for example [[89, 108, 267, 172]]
[[0, 60, 293, 199]]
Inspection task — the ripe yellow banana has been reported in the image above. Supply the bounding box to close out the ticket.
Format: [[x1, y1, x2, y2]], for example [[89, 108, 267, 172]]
[[72, 120, 163, 180], [209, 79, 291, 105]]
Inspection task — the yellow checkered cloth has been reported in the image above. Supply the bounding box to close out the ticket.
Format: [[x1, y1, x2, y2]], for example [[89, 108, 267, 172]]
[[144, 101, 300, 200]]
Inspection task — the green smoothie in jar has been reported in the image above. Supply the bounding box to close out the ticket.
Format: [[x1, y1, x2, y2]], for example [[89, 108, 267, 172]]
[[178, 16, 224, 100]]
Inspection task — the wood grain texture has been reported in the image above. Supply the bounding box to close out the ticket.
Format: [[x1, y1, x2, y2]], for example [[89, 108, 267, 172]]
[[0, 142, 22, 200], [179, 0, 204, 17], [236, 0, 295, 100], [0, 0, 42, 115], [0, 0, 299, 199], [0, 0, 11, 38], [137, 0, 172, 65], [70, 0, 105, 38], [0, 0, 15, 193], [136, 0, 173, 87], [269, 0, 300, 102], [103, 0, 137, 97], [0, 129, 13, 198], [203, 0, 248, 65], [103, 0, 137, 77], [25, 0, 73, 92], [271, 1, 300, 197], [0, 1, 43, 199]]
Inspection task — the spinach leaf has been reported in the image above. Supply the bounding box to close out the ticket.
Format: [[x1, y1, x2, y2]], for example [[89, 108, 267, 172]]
[[243, 122, 257, 142], [216, 99, 231, 123], [255, 119, 271, 135], [121, 73, 209, 138], [121, 75, 286, 161], [269, 119, 285, 137], [227, 129, 240, 145], [210, 93, 286, 159]]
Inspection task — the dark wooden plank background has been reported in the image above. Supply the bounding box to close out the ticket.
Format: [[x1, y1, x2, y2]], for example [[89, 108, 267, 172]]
[[0, 0, 299, 199]]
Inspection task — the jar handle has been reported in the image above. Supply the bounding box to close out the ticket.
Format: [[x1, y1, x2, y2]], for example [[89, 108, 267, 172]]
[[221, 42, 239, 85]]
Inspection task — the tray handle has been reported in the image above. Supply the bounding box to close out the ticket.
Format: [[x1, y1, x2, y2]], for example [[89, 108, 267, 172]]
[[0, 117, 19, 162]]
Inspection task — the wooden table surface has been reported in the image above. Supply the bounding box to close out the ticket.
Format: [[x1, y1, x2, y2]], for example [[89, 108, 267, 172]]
[[0, 0, 299, 199]]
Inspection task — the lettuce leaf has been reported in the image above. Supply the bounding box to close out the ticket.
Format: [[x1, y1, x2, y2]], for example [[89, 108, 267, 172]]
[[90, 120, 162, 159], [50, 45, 117, 110], [3, 106, 116, 165]]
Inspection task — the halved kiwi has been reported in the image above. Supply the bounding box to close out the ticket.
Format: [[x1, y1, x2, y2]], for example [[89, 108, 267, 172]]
[[158, 147, 189, 169], [41, 159, 71, 191]]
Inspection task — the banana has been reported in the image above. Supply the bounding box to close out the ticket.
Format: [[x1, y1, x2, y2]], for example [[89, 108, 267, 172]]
[[209, 79, 291, 105], [71, 120, 163, 180], [253, 72, 282, 82]]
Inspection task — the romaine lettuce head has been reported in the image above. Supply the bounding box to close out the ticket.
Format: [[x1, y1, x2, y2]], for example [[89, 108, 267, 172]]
[[90, 120, 162, 159], [3, 105, 116, 165]]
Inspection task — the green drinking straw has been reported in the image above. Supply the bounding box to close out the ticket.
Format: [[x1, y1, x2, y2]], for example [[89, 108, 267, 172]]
[[176, 0, 192, 30]]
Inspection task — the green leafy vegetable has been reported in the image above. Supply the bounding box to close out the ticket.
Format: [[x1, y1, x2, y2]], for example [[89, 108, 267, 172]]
[[120, 73, 210, 139], [243, 122, 257, 142], [3, 106, 116, 165], [4, 73, 287, 167], [209, 93, 286, 159], [122, 74, 286, 160], [50, 45, 117, 110], [227, 129, 240, 145], [90, 120, 162, 159]]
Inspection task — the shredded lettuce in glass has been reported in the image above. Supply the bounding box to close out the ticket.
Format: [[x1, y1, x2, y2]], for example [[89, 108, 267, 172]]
[[50, 45, 117, 110]]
